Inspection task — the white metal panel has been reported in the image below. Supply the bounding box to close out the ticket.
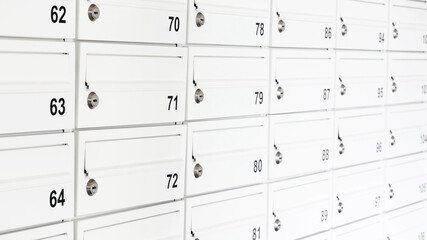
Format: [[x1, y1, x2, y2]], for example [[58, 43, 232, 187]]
[[76, 202, 184, 240], [0, 133, 74, 232], [76, 125, 185, 216], [187, 117, 268, 196], [77, 42, 186, 128], [187, 0, 270, 46], [269, 112, 333, 180], [384, 202, 427, 240], [301, 232, 331, 240], [187, 47, 269, 120], [332, 216, 383, 240], [0, 222, 73, 240], [269, 173, 332, 240], [186, 185, 267, 240], [0, 0, 75, 39], [0, 39, 74, 134], [77, 0, 187, 44], [271, 0, 336, 48], [271, 49, 335, 114]]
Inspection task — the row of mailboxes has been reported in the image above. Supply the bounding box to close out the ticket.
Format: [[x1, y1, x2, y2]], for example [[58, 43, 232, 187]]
[[4, 0, 426, 51]]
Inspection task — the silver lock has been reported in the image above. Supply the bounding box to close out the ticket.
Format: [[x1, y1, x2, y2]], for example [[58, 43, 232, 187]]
[[275, 151, 283, 164], [276, 86, 284, 100], [340, 83, 346, 96], [88, 4, 100, 22], [87, 92, 99, 109], [341, 24, 348, 36], [86, 179, 98, 196], [389, 187, 395, 199], [278, 19, 285, 33], [338, 142, 345, 155], [338, 202, 344, 213], [391, 81, 397, 93], [194, 163, 203, 178], [390, 134, 396, 146], [393, 28, 399, 39], [196, 12, 205, 27], [195, 89, 204, 104], [273, 219, 281, 232]]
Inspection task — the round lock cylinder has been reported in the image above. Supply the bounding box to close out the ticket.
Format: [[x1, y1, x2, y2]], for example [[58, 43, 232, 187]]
[[273, 219, 281, 232], [338, 142, 345, 155], [277, 20, 285, 33], [88, 4, 100, 21], [87, 92, 99, 109], [390, 135, 396, 146], [194, 163, 203, 178], [276, 86, 284, 100], [338, 202, 344, 213], [341, 24, 348, 36], [391, 81, 398, 93], [275, 151, 283, 164], [340, 83, 347, 96], [86, 179, 98, 196], [196, 12, 205, 27], [393, 28, 399, 39], [195, 89, 204, 104]]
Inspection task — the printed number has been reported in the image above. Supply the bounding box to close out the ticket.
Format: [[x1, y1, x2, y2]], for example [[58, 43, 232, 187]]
[[323, 88, 330, 100], [50, 98, 65, 116], [423, 35, 427, 45], [419, 183, 426, 193], [168, 16, 180, 32], [255, 23, 265, 36], [51, 6, 66, 23], [252, 227, 261, 240], [50, 189, 65, 208], [253, 160, 263, 173], [377, 87, 384, 98], [167, 95, 178, 111], [419, 232, 426, 240], [379, 32, 385, 43], [376, 142, 383, 153], [322, 149, 329, 161], [255, 92, 264, 104], [375, 196, 381, 207], [325, 27, 332, 39], [422, 85, 427, 95], [166, 173, 178, 189], [421, 134, 427, 144], [321, 210, 328, 222]]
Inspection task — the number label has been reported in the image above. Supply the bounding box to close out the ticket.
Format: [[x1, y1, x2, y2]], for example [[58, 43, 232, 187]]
[[374, 196, 381, 207], [419, 183, 426, 193], [168, 16, 180, 32], [376, 142, 383, 153], [167, 95, 178, 111], [255, 23, 265, 36], [51, 6, 66, 24], [50, 98, 65, 116], [423, 35, 427, 45], [320, 210, 328, 222], [50, 189, 65, 208], [253, 160, 262, 173], [255, 91, 264, 104], [322, 149, 329, 161], [325, 27, 332, 39], [377, 87, 384, 98], [379, 32, 385, 43], [422, 85, 427, 95], [323, 88, 330, 100], [421, 134, 427, 144], [252, 227, 261, 240], [166, 173, 178, 189]]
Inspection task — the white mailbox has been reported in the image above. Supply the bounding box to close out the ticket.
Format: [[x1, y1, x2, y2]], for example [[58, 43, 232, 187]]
[[333, 162, 384, 227], [187, 117, 268, 196], [186, 185, 267, 240], [269, 173, 332, 240], [187, 47, 268, 120], [389, 0, 427, 51], [384, 202, 427, 240], [386, 104, 427, 158], [332, 216, 383, 240], [270, 49, 335, 114], [385, 153, 427, 211], [0, 0, 75, 39], [0, 222, 73, 240], [336, 0, 388, 50], [388, 52, 427, 105], [269, 112, 333, 180], [0, 133, 74, 232], [334, 108, 386, 168], [335, 51, 387, 109], [77, 43, 186, 129], [76, 202, 184, 240], [76, 125, 185, 216], [187, 0, 270, 46], [0, 39, 74, 134], [78, 0, 187, 44], [271, 0, 336, 48]]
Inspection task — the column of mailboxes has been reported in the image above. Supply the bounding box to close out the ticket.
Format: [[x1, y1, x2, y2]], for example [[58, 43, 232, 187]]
[[1, 0, 427, 239]]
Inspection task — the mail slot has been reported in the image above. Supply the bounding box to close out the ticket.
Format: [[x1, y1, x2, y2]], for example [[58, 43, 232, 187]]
[[269, 112, 333, 179], [187, 117, 268, 196], [0, 133, 74, 232], [269, 173, 332, 240], [0, 39, 74, 134], [384, 202, 427, 240], [332, 216, 383, 240], [187, 0, 270, 46], [0, 222, 73, 240], [76, 202, 183, 240], [186, 185, 267, 240], [77, 42, 186, 128], [187, 47, 268, 120], [76, 125, 185, 216], [78, 0, 187, 44], [271, 49, 335, 114]]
